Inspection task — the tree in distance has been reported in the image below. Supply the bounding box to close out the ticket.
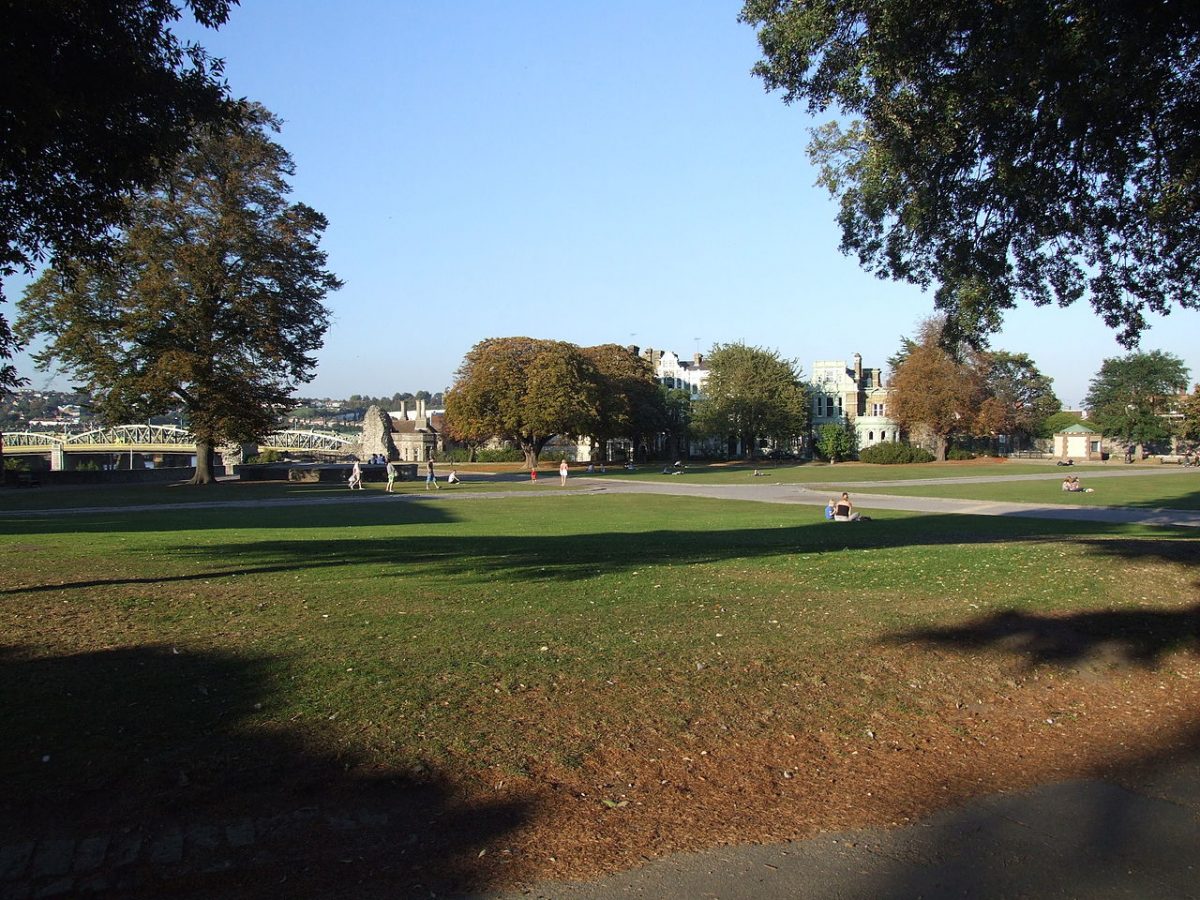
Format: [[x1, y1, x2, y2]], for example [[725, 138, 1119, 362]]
[[888, 320, 985, 461], [742, 0, 1200, 348], [444, 337, 600, 469], [0, 0, 240, 397], [579, 344, 666, 464], [1178, 385, 1200, 452], [815, 421, 855, 464], [692, 343, 809, 460], [973, 351, 1061, 453], [17, 104, 342, 484], [1084, 351, 1190, 457]]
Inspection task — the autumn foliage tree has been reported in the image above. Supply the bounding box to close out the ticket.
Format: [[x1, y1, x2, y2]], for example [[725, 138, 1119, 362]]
[[17, 105, 341, 483], [444, 337, 600, 469], [888, 323, 984, 461]]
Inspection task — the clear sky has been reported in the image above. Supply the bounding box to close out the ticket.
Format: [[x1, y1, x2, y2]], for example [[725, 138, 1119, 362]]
[[10, 1, 1200, 409]]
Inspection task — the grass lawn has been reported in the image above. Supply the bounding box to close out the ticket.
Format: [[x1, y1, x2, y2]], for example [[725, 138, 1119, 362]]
[[1, 486, 1198, 893], [832, 472, 1200, 509], [584, 459, 1118, 487]]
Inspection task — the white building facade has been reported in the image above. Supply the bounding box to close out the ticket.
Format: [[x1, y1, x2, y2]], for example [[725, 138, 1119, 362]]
[[810, 353, 901, 450]]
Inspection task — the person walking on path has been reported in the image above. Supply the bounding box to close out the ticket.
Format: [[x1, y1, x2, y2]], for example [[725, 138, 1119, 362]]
[[348, 460, 363, 490], [559, 458, 569, 486], [425, 457, 440, 491], [385, 460, 397, 493]]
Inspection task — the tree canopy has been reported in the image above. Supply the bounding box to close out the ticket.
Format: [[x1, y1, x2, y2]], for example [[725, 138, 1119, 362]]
[[1084, 350, 1190, 451], [580, 344, 666, 462], [17, 104, 341, 483], [692, 343, 809, 458], [974, 351, 1061, 450], [1, 0, 239, 395], [742, 0, 1200, 348], [444, 337, 600, 468]]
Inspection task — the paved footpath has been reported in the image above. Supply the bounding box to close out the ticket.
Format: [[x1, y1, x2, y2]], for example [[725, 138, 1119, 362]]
[[581, 471, 1200, 529]]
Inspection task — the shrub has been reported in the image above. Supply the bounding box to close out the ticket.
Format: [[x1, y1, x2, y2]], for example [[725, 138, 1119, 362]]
[[947, 448, 976, 460], [475, 448, 524, 463], [246, 449, 285, 464], [858, 442, 935, 464]]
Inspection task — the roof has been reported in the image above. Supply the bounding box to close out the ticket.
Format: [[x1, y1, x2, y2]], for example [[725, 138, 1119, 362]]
[[1057, 423, 1099, 434]]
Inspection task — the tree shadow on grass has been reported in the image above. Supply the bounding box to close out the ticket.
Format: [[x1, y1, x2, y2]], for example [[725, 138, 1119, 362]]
[[0, 644, 530, 898], [5, 511, 1188, 596], [889, 603, 1200, 669]]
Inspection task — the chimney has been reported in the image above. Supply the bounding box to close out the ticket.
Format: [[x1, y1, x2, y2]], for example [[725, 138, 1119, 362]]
[[416, 398, 426, 422], [693, 352, 703, 366], [853, 353, 863, 383]]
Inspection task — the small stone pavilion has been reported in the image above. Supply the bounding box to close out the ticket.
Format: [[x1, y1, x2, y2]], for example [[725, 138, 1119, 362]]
[[1053, 422, 1103, 461]]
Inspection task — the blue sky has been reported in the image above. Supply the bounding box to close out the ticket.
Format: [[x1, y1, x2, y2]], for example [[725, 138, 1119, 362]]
[[11, 1, 1200, 408]]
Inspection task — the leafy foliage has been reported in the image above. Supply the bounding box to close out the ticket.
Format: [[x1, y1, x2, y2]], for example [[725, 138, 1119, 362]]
[[974, 351, 1061, 449], [1084, 351, 1190, 449], [815, 421, 856, 463], [580, 344, 666, 460], [742, 0, 1200, 347], [0, 0, 240, 395], [444, 337, 600, 467], [692, 343, 809, 458], [17, 105, 341, 483], [1178, 385, 1200, 448], [858, 442, 935, 465], [888, 322, 984, 460]]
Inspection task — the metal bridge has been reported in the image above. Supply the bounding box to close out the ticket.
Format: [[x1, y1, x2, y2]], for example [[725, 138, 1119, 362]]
[[4, 425, 355, 458]]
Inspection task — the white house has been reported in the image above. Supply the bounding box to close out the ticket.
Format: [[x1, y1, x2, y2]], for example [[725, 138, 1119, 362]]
[[810, 353, 901, 450]]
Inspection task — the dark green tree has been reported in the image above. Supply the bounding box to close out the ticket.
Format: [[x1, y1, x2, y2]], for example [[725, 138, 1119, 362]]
[[17, 105, 341, 484], [662, 386, 694, 462], [1084, 351, 1190, 456], [1, 0, 240, 397], [816, 421, 856, 464], [692, 343, 809, 459], [742, 0, 1200, 348], [580, 344, 666, 463]]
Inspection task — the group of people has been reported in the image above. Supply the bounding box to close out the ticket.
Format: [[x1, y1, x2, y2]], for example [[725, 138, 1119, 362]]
[[825, 492, 868, 522], [348, 457, 462, 492], [1061, 475, 1093, 493]]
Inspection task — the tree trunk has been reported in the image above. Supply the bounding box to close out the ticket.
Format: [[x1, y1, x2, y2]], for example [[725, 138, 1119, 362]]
[[522, 445, 538, 470], [189, 440, 215, 484], [933, 434, 948, 461]]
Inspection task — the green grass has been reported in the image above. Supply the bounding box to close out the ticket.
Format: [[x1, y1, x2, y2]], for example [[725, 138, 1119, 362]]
[[0, 473, 571, 511], [2, 489, 1195, 809], [838, 472, 1200, 509], [591, 459, 1078, 484]]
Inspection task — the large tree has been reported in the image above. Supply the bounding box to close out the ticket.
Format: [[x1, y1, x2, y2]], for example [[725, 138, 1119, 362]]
[[1178, 384, 1200, 450], [0, 0, 239, 396], [742, 0, 1200, 348], [17, 105, 340, 484], [1084, 351, 1190, 456], [444, 337, 599, 469], [580, 344, 666, 463], [692, 343, 809, 459], [973, 351, 1061, 452], [888, 322, 984, 461]]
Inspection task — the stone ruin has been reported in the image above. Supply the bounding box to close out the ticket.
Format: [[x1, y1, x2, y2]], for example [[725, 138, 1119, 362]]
[[359, 404, 399, 461]]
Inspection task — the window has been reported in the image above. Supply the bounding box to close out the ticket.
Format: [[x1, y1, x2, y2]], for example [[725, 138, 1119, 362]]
[[868, 431, 874, 442]]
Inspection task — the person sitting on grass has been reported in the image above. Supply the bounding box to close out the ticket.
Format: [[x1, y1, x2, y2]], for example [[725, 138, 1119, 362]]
[[833, 491, 867, 522], [825, 498, 837, 520]]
